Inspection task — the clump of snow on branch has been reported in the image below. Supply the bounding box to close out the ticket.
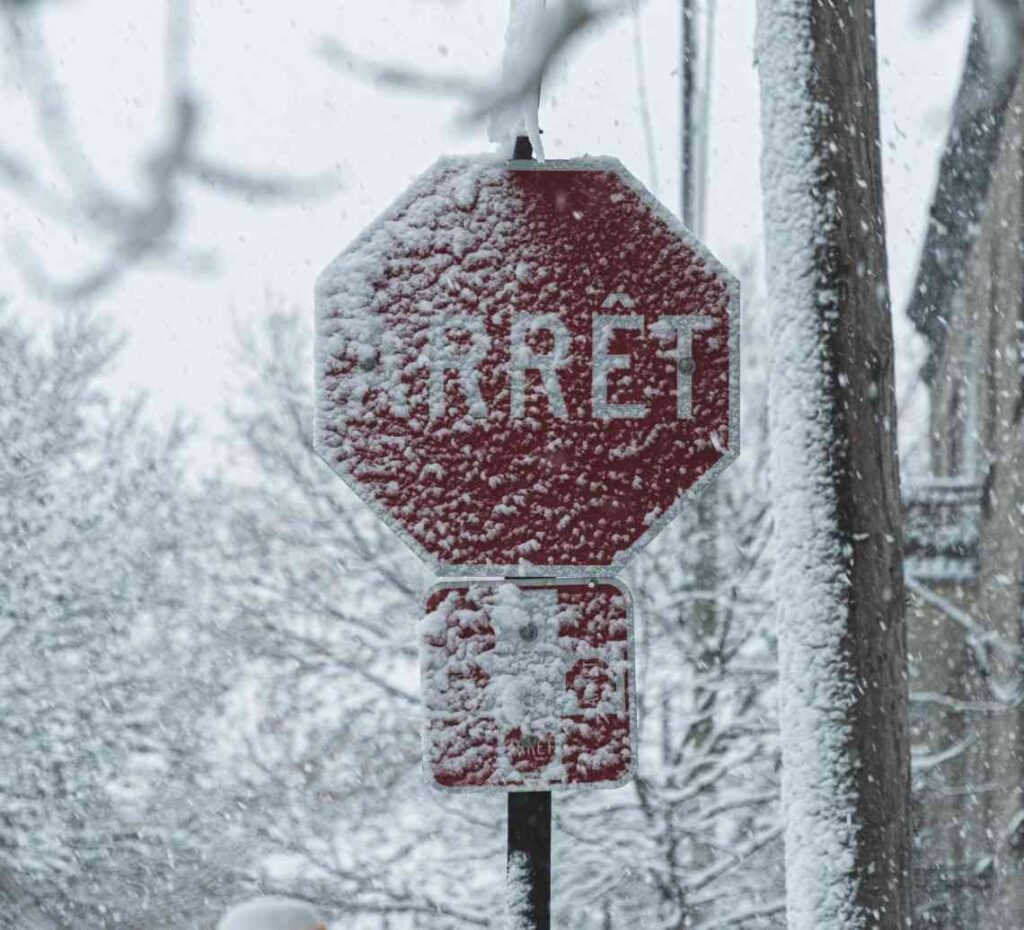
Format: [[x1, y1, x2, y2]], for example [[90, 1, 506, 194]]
[[320, 0, 622, 151], [756, 2, 861, 929], [217, 896, 324, 930], [488, 0, 548, 157]]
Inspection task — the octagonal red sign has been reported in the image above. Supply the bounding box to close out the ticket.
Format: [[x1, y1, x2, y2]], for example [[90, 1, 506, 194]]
[[315, 156, 738, 574]]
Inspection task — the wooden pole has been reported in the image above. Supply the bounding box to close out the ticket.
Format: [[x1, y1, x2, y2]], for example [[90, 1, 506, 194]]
[[756, 2, 910, 928]]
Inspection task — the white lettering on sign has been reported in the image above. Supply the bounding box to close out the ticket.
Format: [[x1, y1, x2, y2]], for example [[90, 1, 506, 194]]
[[510, 313, 571, 419], [429, 315, 490, 420], [602, 292, 636, 310], [651, 315, 714, 419], [422, 310, 716, 421], [592, 314, 648, 420]]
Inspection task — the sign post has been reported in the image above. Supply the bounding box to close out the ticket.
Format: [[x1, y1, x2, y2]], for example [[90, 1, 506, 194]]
[[508, 791, 550, 929], [315, 138, 738, 927]]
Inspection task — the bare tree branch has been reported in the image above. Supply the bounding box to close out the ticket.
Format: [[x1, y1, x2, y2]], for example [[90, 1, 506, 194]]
[[0, 0, 340, 301], [318, 0, 633, 136]]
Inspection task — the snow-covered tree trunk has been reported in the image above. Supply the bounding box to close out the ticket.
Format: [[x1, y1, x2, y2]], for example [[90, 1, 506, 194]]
[[755, 3, 910, 929]]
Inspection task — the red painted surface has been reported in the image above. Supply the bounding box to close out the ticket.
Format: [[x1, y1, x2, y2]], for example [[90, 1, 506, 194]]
[[316, 158, 737, 572], [420, 580, 635, 790]]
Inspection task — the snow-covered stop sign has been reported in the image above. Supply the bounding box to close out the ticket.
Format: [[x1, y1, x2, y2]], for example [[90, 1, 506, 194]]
[[316, 157, 738, 574]]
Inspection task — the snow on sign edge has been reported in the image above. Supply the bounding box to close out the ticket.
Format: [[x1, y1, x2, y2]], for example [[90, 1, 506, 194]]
[[418, 575, 640, 794], [313, 154, 741, 576]]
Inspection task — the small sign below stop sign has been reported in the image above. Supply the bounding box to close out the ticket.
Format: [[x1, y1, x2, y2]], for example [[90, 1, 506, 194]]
[[420, 579, 636, 791]]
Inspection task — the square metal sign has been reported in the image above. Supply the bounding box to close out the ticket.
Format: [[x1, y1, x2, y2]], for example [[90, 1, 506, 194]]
[[420, 579, 637, 791]]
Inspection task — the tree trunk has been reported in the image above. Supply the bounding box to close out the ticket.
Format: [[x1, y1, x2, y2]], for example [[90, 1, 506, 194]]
[[756, 2, 910, 929]]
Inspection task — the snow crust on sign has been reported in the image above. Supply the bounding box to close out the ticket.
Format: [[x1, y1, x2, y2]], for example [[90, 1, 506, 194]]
[[315, 157, 735, 572], [419, 581, 634, 790], [756, 3, 860, 930]]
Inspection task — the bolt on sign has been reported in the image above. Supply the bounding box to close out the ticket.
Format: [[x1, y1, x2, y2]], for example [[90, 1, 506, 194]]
[[421, 580, 636, 791], [315, 157, 739, 578]]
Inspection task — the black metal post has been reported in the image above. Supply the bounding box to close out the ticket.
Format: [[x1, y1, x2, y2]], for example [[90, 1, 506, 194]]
[[513, 134, 534, 160], [507, 791, 551, 930]]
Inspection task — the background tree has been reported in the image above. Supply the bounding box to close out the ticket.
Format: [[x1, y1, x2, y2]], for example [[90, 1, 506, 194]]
[[208, 311, 502, 928], [0, 0, 334, 301], [0, 310, 245, 928]]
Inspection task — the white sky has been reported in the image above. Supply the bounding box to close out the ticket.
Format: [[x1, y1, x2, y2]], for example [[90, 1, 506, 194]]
[[2, 0, 969, 463]]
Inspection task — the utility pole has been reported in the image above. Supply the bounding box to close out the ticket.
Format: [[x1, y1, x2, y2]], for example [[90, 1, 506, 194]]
[[681, 0, 699, 231], [680, 0, 713, 235], [681, 0, 719, 666], [756, 2, 910, 929]]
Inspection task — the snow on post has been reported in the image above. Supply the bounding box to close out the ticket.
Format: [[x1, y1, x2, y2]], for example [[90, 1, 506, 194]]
[[756, 2, 910, 929]]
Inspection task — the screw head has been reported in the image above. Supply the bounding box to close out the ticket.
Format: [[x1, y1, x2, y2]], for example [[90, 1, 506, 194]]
[[518, 621, 538, 642]]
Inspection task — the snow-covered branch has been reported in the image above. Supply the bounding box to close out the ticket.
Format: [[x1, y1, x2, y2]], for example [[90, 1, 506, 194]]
[[319, 0, 635, 154]]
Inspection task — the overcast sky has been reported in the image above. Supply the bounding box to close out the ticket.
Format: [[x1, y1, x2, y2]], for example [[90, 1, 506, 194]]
[[1, 0, 968, 458]]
